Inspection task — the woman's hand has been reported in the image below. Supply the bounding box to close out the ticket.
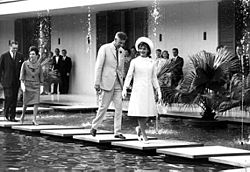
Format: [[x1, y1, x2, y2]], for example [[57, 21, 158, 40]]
[[157, 88, 162, 103], [94, 84, 101, 95], [122, 88, 127, 99], [21, 82, 25, 92]]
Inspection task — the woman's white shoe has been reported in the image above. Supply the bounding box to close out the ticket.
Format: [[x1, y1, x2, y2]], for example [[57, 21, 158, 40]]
[[136, 126, 143, 141], [142, 140, 150, 144]]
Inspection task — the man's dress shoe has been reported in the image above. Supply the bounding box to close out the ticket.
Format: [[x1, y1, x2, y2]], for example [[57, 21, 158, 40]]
[[90, 128, 97, 137], [114, 134, 126, 139]]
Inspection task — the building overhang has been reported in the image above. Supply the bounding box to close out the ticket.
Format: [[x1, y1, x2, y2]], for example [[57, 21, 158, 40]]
[[0, 0, 220, 20]]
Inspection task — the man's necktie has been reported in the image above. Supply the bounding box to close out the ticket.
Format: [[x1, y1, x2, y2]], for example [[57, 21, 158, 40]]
[[116, 49, 119, 66], [13, 53, 16, 60]]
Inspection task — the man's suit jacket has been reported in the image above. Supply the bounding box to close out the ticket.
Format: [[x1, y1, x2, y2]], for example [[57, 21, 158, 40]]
[[61, 56, 72, 76], [94, 42, 125, 91], [172, 56, 184, 76], [171, 56, 184, 86], [52, 55, 63, 75], [0, 51, 24, 88]]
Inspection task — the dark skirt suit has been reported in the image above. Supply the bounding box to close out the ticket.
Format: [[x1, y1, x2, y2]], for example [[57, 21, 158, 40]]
[[20, 60, 44, 105]]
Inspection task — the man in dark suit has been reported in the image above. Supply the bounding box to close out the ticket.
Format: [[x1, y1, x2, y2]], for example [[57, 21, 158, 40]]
[[60, 49, 72, 94], [52, 48, 63, 94], [171, 48, 184, 87], [0, 40, 24, 121]]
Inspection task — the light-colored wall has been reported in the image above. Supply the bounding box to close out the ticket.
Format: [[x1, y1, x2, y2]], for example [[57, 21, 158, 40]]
[[0, 20, 15, 54], [50, 1, 218, 95], [51, 13, 96, 95], [148, 1, 218, 64], [0, 1, 219, 95]]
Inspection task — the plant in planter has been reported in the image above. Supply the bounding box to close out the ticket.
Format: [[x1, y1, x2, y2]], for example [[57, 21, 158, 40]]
[[161, 48, 239, 120]]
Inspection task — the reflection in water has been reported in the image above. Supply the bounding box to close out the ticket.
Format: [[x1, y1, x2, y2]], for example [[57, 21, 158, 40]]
[[0, 112, 249, 171]]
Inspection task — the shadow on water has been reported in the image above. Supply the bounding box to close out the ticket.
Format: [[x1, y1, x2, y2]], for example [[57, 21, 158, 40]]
[[0, 112, 249, 171]]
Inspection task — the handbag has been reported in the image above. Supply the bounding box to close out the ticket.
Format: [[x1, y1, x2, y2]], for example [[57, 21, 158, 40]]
[[156, 100, 167, 114], [155, 100, 165, 133]]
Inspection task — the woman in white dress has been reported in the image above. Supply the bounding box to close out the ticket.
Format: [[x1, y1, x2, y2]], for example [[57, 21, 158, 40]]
[[122, 37, 162, 143]]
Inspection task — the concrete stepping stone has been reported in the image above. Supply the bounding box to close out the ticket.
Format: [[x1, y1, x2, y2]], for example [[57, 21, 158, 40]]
[[50, 105, 98, 111], [0, 120, 52, 127], [73, 134, 156, 144], [41, 128, 113, 137], [220, 168, 250, 172], [0, 121, 30, 127], [0, 117, 7, 121], [157, 146, 250, 159], [112, 139, 202, 150], [0, 107, 52, 114], [209, 155, 250, 167], [12, 125, 82, 132]]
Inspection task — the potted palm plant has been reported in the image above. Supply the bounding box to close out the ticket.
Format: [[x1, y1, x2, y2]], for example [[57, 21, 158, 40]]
[[161, 48, 239, 122]]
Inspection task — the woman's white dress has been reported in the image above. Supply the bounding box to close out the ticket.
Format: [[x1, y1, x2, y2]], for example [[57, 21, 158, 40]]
[[155, 58, 167, 75], [124, 56, 160, 117]]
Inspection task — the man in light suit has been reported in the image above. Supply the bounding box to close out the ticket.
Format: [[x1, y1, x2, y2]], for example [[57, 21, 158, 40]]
[[90, 32, 127, 139], [0, 40, 24, 121]]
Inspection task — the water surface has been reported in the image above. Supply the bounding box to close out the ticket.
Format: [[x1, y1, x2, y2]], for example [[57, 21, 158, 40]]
[[0, 111, 249, 171]]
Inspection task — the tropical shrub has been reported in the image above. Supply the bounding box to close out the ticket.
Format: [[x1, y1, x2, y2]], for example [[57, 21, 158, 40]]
[[161, 48, 239, 120]]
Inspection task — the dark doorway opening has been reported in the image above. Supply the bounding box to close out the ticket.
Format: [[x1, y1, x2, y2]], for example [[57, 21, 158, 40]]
[[15, 16, 51, 59], [96, 7, 148, 52]]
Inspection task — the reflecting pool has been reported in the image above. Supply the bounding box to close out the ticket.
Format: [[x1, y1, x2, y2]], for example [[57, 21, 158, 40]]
[[0, 111, 250, 171]]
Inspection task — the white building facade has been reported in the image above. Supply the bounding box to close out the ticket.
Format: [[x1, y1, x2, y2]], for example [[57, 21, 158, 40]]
[[0, 0, 233, 96]]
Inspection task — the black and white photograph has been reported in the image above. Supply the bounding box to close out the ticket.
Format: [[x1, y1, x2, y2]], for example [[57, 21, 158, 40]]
[[0, 0, 250, 171]]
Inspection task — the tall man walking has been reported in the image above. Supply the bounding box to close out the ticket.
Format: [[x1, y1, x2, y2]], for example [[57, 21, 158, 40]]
[[90, 32, 127, 139], [0, 40, 24, 121]]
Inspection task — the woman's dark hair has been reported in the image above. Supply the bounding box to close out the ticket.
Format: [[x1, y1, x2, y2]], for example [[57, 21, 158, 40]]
[[161, 50, 169, 59], [130, 46, 136, 51], [49, 51, 54, 57], [125, 48, 131, 55], [29, 46, 39, 55], [138, 42, 151, 57]]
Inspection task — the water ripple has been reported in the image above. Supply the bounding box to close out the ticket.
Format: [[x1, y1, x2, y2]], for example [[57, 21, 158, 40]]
[[0, 112, 249, 171]]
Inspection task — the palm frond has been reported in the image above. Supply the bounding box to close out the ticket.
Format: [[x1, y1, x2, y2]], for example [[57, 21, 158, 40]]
[[215, 47, 239, 74], [189, 51, 214, 70], [218, 73, 250, 112], [161, 86, 178, 104], [157, 60, 178, 78], [179, 70, 196, 92]]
